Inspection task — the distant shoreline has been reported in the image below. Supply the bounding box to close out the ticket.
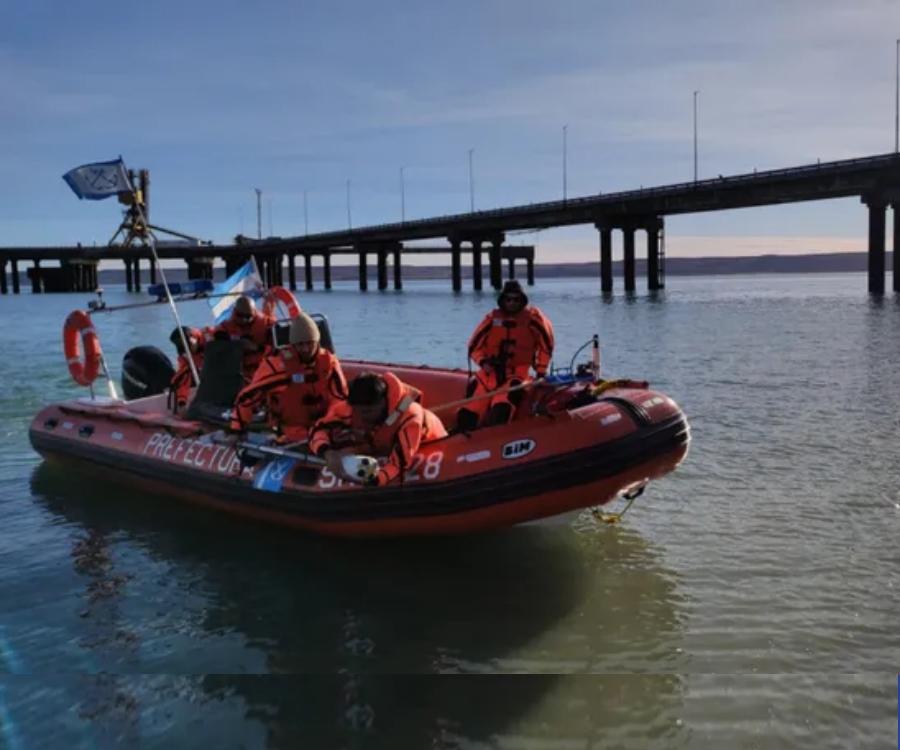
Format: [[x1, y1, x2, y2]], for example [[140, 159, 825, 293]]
[[79, 249, 890, 285]]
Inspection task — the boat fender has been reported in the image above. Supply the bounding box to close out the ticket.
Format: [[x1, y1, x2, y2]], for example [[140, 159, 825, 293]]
[[121, 346, 176, 401], [63, 310, 103, 388], [263, 286, 302, 319]]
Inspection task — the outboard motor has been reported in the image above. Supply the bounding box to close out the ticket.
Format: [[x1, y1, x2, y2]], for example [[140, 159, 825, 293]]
[[121, 345, 175, 401]]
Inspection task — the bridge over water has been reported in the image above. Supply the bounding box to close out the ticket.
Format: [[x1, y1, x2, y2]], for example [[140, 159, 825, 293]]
[[2, 152, 899, 295]]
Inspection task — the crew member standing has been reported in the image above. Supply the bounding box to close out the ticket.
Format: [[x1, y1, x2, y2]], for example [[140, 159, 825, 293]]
[[456, 280, 555, 430]]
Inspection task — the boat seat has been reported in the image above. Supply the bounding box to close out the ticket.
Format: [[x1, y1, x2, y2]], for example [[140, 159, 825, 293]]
[[183, 339, 247, 425]]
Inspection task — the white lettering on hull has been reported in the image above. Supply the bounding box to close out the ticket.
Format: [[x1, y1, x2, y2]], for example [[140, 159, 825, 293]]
[[141, 432, 252, 476], [317, 452, 444, 489]]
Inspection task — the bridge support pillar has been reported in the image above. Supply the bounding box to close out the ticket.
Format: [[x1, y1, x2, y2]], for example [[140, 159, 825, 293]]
[[287, 254, 296, 291], [864, 197, 886, 295], [489, 238, 503, 290], [623, 226, 636, 293], [186, 258, 213, 281], [471, 240, 483, 291], [893, 207, 900, 293], [30, 260, 42, 293], [595, 223, 613, 292], [304, 254, 313, 291], [0, 259, 6, 295], [377, 248, 389, 291], [646, 217, 664, 291], [393, 247, 402, 290], [323, 253, 332, 290], [149, 258, 157, 286], [526, 256, 535, 286], [124, 259, 133, 292], [272, 255, 284, 286], [450, 238, 462, 293], [507, 257, 516, 280], [358, 249, 368, 291]]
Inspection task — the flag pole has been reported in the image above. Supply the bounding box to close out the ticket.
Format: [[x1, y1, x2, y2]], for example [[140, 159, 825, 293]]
[[123, 166, 201, 386]]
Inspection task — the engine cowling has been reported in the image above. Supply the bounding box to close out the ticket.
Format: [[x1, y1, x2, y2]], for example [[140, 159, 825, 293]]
[[121, 345, 175, 401]]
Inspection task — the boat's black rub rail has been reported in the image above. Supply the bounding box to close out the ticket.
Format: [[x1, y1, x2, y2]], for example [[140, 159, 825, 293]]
[[29, 412, 689, 523]]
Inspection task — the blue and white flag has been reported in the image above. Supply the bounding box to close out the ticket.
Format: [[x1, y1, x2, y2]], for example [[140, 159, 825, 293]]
[[209, 260, 266, 324], [62, 158, 132, 201]]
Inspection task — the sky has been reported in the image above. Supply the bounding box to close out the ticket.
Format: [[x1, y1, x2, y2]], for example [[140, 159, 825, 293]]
[[2, 0, 900, 265]]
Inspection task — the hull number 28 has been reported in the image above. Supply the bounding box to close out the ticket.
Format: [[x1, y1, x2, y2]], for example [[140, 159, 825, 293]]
[[317, 451, 444, 489]]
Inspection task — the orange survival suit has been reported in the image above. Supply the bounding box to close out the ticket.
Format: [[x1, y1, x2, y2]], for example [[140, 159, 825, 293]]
[[309, 371, 447, 487], [457, 279, 555, 430], [205, 295, 277, 382], [229, 313, 347, 442], [168, 326, 205, 413]]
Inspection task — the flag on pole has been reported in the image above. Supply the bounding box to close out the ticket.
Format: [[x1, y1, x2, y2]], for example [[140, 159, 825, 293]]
[[62, 158, 132, 201], [209, 260, 266, 324]]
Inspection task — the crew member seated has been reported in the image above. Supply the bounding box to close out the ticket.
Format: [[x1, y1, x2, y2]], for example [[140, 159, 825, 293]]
[[206, 294, 276, 381], [229, 312, 347, 443], [168, 326, 205, 414], [309, 371, 447, 487], [456, 279, 555, 431]]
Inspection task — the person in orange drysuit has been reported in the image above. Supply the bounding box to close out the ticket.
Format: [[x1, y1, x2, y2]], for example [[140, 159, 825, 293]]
[[456, 279, 555, 431], [168, 326, 205, 414], [206, 295, 277, 382], [229, 312, 347, 443], [309, 371, 447, 487]]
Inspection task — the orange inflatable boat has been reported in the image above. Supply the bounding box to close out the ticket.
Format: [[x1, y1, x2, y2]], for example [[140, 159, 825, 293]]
[[29, 304, 691, 539]]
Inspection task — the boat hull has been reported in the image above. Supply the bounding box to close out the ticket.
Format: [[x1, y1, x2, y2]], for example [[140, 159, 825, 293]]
[[28, 361, 690, 538]]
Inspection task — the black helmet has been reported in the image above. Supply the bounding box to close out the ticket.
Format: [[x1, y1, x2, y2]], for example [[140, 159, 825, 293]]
[[169, 326, 195, 354], [497, 279, 529, 307]]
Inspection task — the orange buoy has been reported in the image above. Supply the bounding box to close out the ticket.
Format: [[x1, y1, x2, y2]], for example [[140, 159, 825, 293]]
[[63, 310, 103, 387], [263, 286, 302, 319]]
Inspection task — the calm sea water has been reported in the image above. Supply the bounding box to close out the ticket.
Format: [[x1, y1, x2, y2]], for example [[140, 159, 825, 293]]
[[0, 272, 897, 750]]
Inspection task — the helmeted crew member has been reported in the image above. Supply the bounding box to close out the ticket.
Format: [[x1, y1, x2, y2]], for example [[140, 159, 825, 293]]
[[168, 326, 205, 413], [206, 295, 277, 381], [229, 312, 347, 443], [309, 371, 447, 487], [456, 279, 555, 431]]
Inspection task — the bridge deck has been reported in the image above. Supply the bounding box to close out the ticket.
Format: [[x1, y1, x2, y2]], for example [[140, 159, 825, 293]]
[[2, 153, 899, 258]]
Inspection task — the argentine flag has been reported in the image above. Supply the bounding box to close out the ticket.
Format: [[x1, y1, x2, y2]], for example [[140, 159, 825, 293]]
[[62, 158, 131, 201], [209, 260, 266, 324]]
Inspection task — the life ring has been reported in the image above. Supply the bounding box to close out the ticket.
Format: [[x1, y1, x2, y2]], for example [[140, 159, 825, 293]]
[[63, 310, 103, 387], [263, 286, 302, 319]]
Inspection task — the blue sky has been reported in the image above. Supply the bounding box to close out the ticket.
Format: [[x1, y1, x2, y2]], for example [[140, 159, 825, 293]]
[[2, 0, 899, 263]]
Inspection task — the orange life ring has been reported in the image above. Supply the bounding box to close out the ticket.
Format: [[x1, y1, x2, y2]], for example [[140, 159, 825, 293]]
[[263, 286, 302, 319], [63, 310, 103, 387]]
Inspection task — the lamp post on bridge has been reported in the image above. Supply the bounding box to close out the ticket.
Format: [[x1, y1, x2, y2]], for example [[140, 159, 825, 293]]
[[894, 38, 899, 153], [563, 124, 568, 201], [468, 148, 475, 212], [254, 188, 262, 239], [346, 179, 352, 230], [693, 91, 699, 182]]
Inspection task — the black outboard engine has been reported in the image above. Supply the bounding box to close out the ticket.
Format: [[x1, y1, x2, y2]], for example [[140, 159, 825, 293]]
[[121, 345, 175, 401]]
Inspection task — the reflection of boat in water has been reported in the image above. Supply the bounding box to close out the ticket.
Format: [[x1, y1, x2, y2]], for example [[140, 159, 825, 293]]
[[30, 307, 691, 538], [31, 463, 692, 748]]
